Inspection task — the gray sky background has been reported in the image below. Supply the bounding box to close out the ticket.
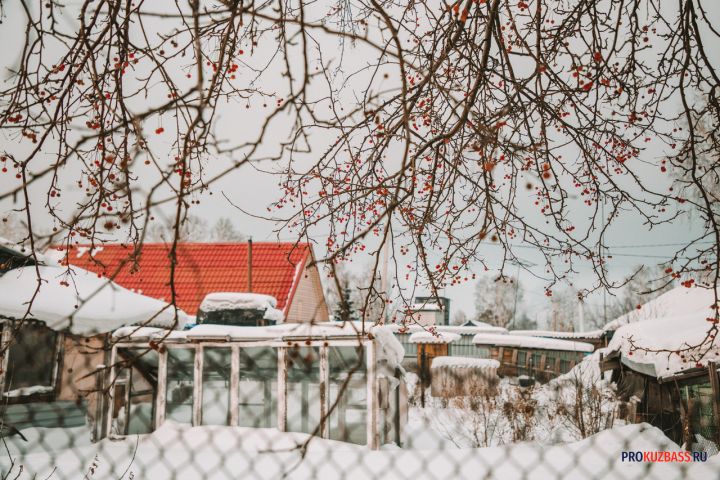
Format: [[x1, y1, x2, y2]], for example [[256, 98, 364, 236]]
[[0, 1, 718, 326]]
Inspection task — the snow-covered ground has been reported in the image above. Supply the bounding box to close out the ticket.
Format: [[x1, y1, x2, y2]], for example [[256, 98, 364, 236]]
[[2, 353, 715, 479], [1, 421, 717, 479]]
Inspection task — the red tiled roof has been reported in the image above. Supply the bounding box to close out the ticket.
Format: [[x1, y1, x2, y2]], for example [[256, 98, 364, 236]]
[[56, 242, 312, 315]]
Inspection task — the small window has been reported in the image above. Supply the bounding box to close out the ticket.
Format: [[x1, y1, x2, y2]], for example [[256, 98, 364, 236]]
[[328, 346, 367, 445], [113, 348, 159, 435], [202, 348, 232, 425], [166, 348, 195, 424], [545, 356, 555, 369], [238, 347, 277, 428], [560, 359, 571, 373], [286, 346, 321, 435], [531, 353, 542, 372], [517, 350, 526, 365], [475, 346, 491, 358], [3, 322, 58, 396]]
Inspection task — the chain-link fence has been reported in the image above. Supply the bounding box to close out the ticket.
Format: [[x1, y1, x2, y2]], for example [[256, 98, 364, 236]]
[[1, 318, 719, 480]]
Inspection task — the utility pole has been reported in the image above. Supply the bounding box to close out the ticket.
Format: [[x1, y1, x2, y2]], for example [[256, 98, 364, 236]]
[[510, 262, 521, 329], [381, 233, 390, 322]]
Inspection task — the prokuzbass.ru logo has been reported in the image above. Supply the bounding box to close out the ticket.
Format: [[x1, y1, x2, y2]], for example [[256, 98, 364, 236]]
[[621, 451, 709, 462]]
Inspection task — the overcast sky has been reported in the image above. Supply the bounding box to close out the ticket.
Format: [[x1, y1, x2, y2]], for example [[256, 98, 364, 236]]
[[1, 1, 718, 326]]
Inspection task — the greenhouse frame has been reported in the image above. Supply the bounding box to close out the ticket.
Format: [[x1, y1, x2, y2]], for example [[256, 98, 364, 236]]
[[105, 324, 406, 449]]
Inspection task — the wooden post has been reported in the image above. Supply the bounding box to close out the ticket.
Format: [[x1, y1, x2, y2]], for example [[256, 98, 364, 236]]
[[319, 345, 329, 438], [708, 361, 720, 444], [105, 346, 118, 437], [93, 364, 105, 442], [277, 348, 287, 431], [155, 349, 167, 429], [51, 332, 65, 399], [497, 347, 504, 375], [0, 324, 10, 396], [419, 345, 426, 408], [230, 346, 240, 427], [366, 340, 379, 449], [193, 346, 203, 426]]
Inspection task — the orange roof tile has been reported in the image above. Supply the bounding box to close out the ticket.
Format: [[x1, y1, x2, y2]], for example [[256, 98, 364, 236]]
[[56, 242, 312, 316]]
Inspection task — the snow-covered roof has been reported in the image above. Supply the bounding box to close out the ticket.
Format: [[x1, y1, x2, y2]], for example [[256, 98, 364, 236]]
[[0, 236, 54, 265], [112, 321, 405, 369], [509, 329, 604, 340], [199, 292, 278, 312], [431, 356, 500, 370], [408, 331, 460, 344], [605, 286, 720, 378], [385, 323, 508, 335], [0, 265, 188, 335], [472, 333, 594, 352], [407, 302, 442, 311], [602, 285, 715, 332], [461, 319, 503, 329]]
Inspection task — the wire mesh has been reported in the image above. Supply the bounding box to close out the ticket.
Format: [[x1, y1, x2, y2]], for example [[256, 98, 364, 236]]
[[1, 321, 719, 480]]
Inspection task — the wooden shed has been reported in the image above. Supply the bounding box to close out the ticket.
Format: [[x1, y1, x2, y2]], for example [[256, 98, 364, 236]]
[[602, 354, 720, 447], [599, 286, 720, 448], [472, 333, 594, 383], [390, 324, 508, 371], [0, 262, 187, 439]]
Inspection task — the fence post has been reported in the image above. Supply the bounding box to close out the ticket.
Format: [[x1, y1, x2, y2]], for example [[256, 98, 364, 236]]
[[708, 361, 720, 444], [277, 348, 287, 431], [319, 345, 329, 438], [193, 346, 203, 427], [93, 364, 105, 442], [155, 349, 168, 429], [420, 346, 426, 408]]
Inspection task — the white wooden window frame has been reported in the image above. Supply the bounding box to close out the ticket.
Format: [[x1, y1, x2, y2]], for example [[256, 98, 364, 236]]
[[0, 320, 63, 400], [109, 338, 379, 448]]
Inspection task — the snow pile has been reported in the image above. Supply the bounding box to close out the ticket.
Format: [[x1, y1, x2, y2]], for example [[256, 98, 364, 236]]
[[409, 331, 460, 344], [431, 356, 499, 370], [549, 349, 608, 387], [199, 292, 278, 312], [0, 265, 188, 335], [510, 329, 604, 339], [370, 326, 405, 369], [263, 307, 285, 323], [473, 333, 594, 353], [3, 385, 54, 398], [112, 326, 171, 340], [4, 421, 716, 479]]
